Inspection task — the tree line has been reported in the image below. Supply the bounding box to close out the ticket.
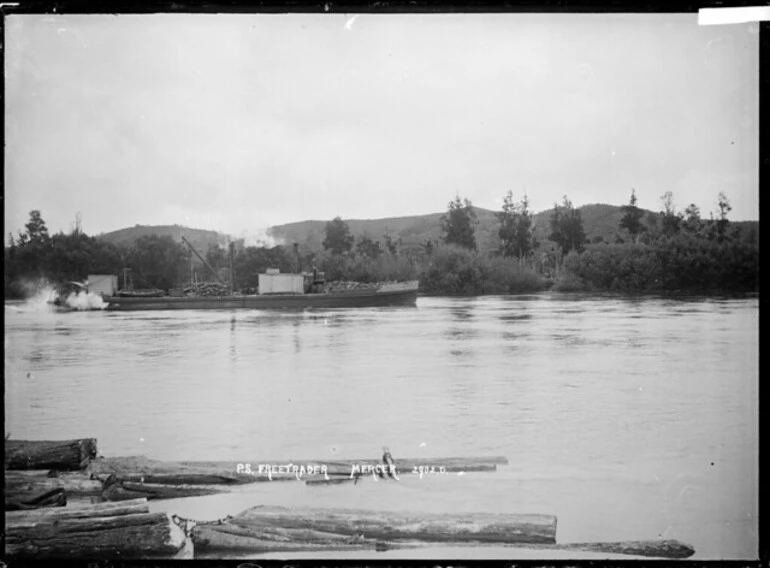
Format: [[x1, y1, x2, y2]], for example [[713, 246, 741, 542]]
[[4, 188, 758, 300], [315, 188, 757, 295]]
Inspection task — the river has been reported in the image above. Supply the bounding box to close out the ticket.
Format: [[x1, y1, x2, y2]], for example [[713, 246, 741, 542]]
[[4, 293, 758, 560]]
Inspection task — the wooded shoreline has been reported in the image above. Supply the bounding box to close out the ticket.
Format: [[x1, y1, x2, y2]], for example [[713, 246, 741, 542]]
[[4, 438, 696, 560]]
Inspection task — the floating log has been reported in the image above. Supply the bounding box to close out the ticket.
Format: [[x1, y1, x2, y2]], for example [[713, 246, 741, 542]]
[[184, 455, 509, 471], [193, 523, 394, 552], [101, 480, 225, 502], [553, 539, 695, 559], [191, 524, 694, 559], [5, 511, 186, 558], [192, 505, 557, 552], [6, 439, 98, 470], [87, 457, 270, 485], [6, 497, 150, 525], [5, 470, 104, 498], [305, 476, 358, 486], [5, 488, 67, 511], [87, 455, 506, 485], [305, 463, 497, 485]]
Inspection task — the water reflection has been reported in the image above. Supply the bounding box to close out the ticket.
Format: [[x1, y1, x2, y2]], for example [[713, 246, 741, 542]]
[[498, 313, 532, 322], [229, 316, 237, 362], [444, 303, 478, 359], [292, 319, 301, 355]]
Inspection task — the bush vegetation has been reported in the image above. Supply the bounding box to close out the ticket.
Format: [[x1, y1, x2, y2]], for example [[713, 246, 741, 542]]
[[5, 187, 759, 300]]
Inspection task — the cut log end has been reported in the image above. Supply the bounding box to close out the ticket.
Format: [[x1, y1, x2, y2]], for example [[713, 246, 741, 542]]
[[5, 509, 187, 559]]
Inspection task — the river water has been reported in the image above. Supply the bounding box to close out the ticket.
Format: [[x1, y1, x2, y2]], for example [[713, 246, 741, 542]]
[[4, 293, 758, 560]]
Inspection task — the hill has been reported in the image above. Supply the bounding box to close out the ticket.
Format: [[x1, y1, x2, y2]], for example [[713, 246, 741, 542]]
[[268, 204, 665, 252], [97, 206, 757, 256], [98, 225, 230, 255]]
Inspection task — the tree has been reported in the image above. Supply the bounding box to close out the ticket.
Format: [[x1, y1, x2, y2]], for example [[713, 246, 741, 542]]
[[441, 196, 477, 250], [660, 191, 681, 237], [322, 217, 354, 255], [233, 245, 294, 289], [356, 235, 381, 259], [619, 188, 644, 242], [715, 192, 732, 242], [126, 235, 188, 290], [205, 244, 227, 271], [10, 210, 53, 277], [24, 210, 50, 244], [497, 191, 537, 260], [47, 232, 123, 284], [682, 203, 701, 235], [549, 196, 586, 254], [383, 234, 400, 256]]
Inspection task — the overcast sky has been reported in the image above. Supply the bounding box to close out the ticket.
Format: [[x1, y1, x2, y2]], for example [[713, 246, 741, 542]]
[[4, 13, 759, 242]]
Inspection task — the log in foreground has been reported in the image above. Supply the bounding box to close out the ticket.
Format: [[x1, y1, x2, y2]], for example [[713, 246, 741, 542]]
[[6, 470, 104, 499], [192, 525, 694, 559], [192, 505, 557, 552], [184, 455, 509, 471], [5, 511, 186, 558], [101, 479, 225, 501], [87, 456, 277, 485], [5, 488, 67, 511], [6, 497, 151, 526], [87, 455, 506, 485], [554, 540, 695, 559], [305, 463, 498, 485], [6, 439, 98, 470]]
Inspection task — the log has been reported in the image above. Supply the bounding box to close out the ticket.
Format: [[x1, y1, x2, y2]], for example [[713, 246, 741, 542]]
[[5, 511, 187, 558], [305, 463, 497, 485], [6, 497, 150, 525], [101, 481, 225, 502], [5, 488, 67, 511], [193, 523, 394, 552], [6, 439, 98, 470], [5, 470, 103, 498], [86, 455, 506, 485], [306, 476, 358, 486], [192, 523, 694, 559], [107, 473, 251, 485], [192, 505, 556, 551], [87, 456, 268, 485], [554, 540, 695, 559], [183, 455, 509, 470]]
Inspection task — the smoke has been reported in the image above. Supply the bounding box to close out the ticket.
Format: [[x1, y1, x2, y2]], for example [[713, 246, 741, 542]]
[[7, 278, 107, 311], [12, 279, 60, 311], [63, 291, 108, 311], [238, 227, 285, 248]]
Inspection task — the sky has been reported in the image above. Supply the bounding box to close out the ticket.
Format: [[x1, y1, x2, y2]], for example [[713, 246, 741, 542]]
[[4, 13, 759, 243]]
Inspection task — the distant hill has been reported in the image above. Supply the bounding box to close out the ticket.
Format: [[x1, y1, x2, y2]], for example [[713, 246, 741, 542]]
[[268, 204, 668, 252], [98, 225, 230, 255], [98, 206, 757, 256]]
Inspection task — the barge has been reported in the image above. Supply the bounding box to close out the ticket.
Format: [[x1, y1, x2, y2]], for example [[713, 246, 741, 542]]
[[50, 236, 419, 311], [103, 280, 419, 311]]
